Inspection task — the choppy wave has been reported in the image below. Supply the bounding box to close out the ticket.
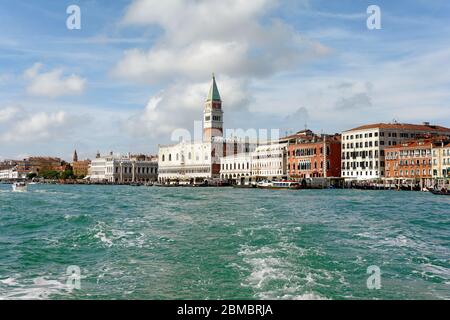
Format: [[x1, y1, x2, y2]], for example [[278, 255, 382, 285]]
[[0, 277, 70, 300], [0, 185, 449, 299]]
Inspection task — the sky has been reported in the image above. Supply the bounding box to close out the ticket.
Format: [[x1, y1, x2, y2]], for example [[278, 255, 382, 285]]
[[0, 0, 450, 161]]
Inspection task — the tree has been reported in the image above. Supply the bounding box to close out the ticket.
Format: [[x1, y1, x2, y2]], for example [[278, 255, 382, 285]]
[[60, 169, 75, 180], [39, 170, 60, 180], [27, 172, 37, 180]]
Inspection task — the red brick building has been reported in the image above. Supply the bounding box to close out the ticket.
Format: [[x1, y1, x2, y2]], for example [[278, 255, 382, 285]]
[[285, 130, 341, 179]]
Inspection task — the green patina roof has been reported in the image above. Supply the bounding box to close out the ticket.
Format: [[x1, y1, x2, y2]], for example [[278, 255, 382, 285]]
[[207, 73, 221, 102]]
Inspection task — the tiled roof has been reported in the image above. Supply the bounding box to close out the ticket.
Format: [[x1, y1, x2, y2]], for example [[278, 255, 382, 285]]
[[385, 139, 432, 150], [344, 123, 450, 132]]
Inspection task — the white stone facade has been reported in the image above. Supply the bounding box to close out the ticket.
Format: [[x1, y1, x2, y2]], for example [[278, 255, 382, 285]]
[[432, 142, 450, 180], [158, 138, 254, 183], [220, 152, 253, 184], [251, 143, 288, 180], [0, 168, 21, 180], [89, 154, 158, 183]]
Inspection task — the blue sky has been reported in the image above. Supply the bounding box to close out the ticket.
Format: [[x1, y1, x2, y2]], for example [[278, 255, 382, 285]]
[[1, 0, 450, 161]]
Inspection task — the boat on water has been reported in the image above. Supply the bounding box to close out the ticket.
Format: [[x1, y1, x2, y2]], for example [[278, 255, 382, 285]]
[[257, 180, 302, 190], [12, 182, 28, 192], [428, 188, 450, 196]]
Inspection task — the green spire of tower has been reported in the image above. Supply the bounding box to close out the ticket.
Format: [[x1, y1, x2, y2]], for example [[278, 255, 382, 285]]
[[206, 73, 221, 102]]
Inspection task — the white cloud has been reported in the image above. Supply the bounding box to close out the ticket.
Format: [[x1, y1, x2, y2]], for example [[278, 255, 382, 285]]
[[115, 0, 329, 138], [0, 105, 22, 123], [124, 76, 250, 138], [0, 107, 68, 143], [115, 1, 328, 83], [24, 63, 86, 98], [246, 45, 450, 132]]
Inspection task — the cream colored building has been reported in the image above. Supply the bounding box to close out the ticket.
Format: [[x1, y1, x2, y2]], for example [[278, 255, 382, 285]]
[[341, 122, 450, 181], [0, 167, 22, 180], [251, 143, 288, 181], [432, 141, 450, 182], [220, 152, 254, 185], [89, 153, 158, 183]]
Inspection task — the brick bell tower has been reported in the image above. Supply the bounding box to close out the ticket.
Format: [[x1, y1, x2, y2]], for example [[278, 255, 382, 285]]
[[203, 73, 223, 142]]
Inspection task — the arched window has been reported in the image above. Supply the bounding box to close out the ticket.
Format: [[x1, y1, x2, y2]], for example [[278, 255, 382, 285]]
[[176, 153, 179, 161], [188, 152, 192, 160], [169, 154, 172, 161], [162, 154, 165, 161]]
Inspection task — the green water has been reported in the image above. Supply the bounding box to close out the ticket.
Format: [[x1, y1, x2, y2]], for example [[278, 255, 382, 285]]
[[0, 184, 448, 300]]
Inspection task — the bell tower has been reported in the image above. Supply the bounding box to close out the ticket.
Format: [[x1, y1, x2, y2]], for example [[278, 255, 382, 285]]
[[203, 73, 223, 141], [72, 149, 78, 162]]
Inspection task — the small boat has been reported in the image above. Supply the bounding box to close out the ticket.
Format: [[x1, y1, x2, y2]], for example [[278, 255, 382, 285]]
[[257, 180, 302, 190], [428, 188, 450, 196], [12, 182, 27, 192]]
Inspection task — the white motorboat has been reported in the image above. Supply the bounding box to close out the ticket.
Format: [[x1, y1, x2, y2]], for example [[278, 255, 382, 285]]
[[12, 182, 28, 192], [256, 180, 302, 190]]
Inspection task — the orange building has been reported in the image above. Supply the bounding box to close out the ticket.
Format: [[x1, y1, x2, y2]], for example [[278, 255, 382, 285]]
[[285, 130, 341, 179], [72, 160, 91, 177], [385, 137, 434, 187]]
